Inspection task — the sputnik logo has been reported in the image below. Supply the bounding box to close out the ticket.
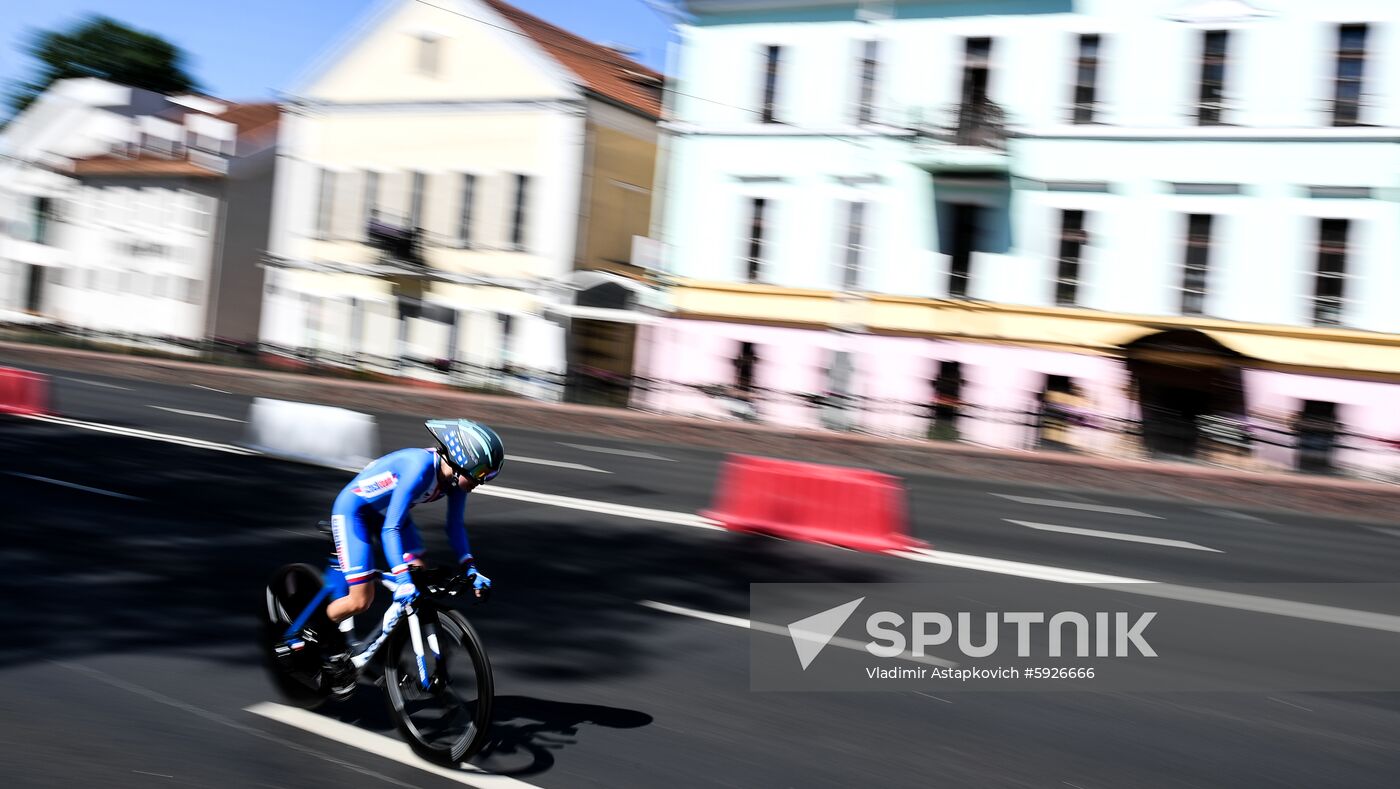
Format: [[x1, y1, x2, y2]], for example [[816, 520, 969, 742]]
[[786, 598, 864, 670]]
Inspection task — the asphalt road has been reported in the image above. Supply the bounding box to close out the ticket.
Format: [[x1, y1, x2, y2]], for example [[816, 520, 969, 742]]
[[3, 365, 1400, 787]]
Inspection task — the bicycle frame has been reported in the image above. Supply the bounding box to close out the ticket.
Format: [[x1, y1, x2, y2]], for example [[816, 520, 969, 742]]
[[280, 575, 441, 690]]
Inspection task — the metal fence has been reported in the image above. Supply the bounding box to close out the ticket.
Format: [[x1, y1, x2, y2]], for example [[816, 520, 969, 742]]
[[5, 320, 1398, 482]]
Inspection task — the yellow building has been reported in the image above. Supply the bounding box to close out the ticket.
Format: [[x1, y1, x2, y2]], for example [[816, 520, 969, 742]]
[[261, 0, 661, 398]]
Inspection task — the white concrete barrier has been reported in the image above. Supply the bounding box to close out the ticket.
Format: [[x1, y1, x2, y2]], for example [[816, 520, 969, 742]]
[[244, 397, 378, 470]]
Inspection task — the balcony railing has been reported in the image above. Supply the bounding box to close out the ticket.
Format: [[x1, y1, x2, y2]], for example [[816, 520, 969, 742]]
[[910, 100, 1009, 151], [366, 216, 425, 268]]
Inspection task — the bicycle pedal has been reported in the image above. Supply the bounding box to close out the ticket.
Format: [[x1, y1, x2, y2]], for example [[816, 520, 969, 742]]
[[274, 640, 307, 656], [329, 682, 357, 702]]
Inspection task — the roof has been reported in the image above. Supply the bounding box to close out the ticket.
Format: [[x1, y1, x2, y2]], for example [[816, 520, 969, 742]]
[[154, 100, 281, 139], [68, 101, 281, 179], [482, 0, 663, 119], [70, 155, 224, 178]]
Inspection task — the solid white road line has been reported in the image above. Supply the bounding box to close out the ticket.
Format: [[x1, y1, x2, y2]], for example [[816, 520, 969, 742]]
[[5, 472, 145, 501], [475, 486, 723, 529], [19, 414, 713, 530], [246, 702, 542, 788], [559, 442, 676, 462], [508, 455, 611, 474], [56, 662, 422, 789], [60, 376, 132, 391], [638, 601, 959, 668], [18, 413, 258, 455], [149, 405, 245, 423], [892, 547, 1143, 585], [1006, 519, 1223, 553], [990, 493, 1163, 519], [190, 384, 231, 394], [895, 547, 1400, 634], [26, 410, 1400, 636]]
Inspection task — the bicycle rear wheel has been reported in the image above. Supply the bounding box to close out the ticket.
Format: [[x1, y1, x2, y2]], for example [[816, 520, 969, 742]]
[[260, 563, 331, 709], [383, 607, 494, 764]]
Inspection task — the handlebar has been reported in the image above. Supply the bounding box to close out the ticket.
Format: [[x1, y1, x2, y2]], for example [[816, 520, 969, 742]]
[[373, 565, 480, 600]]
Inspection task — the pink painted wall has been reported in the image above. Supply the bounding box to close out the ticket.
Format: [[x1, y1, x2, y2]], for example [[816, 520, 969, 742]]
[[635, 320, 830, 428], [635, 319, 1138, 452], [1243, 370, 1400, 480]]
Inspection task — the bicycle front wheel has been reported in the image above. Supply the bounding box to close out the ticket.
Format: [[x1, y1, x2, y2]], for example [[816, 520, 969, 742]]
[[383, 607, 494, 764]]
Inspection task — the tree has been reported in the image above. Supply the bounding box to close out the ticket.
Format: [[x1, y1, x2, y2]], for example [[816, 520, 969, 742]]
[[7, 15, 201, 117]]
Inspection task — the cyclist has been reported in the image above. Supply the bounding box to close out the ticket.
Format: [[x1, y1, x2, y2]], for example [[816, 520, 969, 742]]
[[296, 418, 504, 697]]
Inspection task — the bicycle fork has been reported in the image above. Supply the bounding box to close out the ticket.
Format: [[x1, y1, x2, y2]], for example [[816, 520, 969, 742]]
[[406, 604, 445, 692], [350, 600, 443, 692]]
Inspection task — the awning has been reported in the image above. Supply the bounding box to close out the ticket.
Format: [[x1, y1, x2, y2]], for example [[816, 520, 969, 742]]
[[543, 303, 664, 325], [1108, 323, 1400, 377]]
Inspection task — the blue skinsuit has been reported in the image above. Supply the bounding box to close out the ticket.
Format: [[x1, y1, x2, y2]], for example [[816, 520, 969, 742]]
[[327, 448, 472, 588]]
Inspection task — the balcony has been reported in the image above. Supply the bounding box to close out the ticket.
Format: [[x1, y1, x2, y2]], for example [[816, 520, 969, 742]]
[[907, 100, 1011, 172], [366, 215, 426, 271]]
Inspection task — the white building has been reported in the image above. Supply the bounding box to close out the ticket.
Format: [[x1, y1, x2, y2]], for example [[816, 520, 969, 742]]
[[261, 0, 662, 396], [0, 79, 279, 344], [641, 0, 1400, 476]]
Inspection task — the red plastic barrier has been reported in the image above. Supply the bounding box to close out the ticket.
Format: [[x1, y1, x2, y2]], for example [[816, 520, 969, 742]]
[[0, 367, 50, 416], [700, 454, 926, 553]]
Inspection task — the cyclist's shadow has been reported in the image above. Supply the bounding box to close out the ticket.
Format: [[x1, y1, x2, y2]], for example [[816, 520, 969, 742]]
[[474, 695, 653, 776], [324, 693, 651, 776]]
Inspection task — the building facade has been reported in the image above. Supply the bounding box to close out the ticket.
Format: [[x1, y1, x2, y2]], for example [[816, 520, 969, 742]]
[[640, 0, 1400, 478], [0, 79, 278, 344], [261, 0, 662, 398]]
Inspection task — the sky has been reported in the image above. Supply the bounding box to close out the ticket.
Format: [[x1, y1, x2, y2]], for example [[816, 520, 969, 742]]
[[0, 0, 676, 104]]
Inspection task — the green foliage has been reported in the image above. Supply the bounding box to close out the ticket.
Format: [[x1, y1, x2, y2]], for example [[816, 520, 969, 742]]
[[7, 15, 200, 116]]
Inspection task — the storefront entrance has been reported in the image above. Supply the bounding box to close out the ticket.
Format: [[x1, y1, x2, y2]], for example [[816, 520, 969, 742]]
[[1125, 330, 1247, 461]]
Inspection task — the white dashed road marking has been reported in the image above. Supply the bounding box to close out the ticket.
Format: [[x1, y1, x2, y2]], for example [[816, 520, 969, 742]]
[[990, 493, 1163, 519], [5, 472, 145, 501], [638, 601, 958, 668], [149, 405, 245, 423], [1006, 519, 1223, 552], [508, 455, 610, 473], [558, 442, 675, 461], [60, 376, 132, 391]]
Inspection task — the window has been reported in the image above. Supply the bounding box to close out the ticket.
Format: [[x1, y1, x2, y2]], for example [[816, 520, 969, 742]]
[[760, 45, 782, 124], [409, 171, 426, 229], [1312, 218, 1350, 326], [839, 201, 866, 290], [1179, 214, 1214, 315], [363, 171, 380, 231], [316, 169, 335, 239], [961, 38, 993, 106], [735, 341, 759, 394], [854, 40, 880, 124], [417, 34, 441, 76], [497, 312, 514, 366], [956, 38, 999, 146], [1070, 34, 1101, 124], [459, 173, 476, 247], [509, 174, 530, 250], [1295, 400, 1340, 473], [180, 190, 214, 234], [1332, 24, 1368, 126], [1196, 30, 1230, 126], [33, 197, 54, 245], [1054, 209, 1088, 307], [930, 360, 963, 440], [744, 197, 768, 282]]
